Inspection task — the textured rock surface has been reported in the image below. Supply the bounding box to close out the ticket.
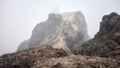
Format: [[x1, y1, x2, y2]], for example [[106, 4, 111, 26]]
[[18, 11, 89, 53], [0, 46, 68, 68], [1, 46, 120, 68], [1, 12, 120, 68], [75, 12, 120, 59]]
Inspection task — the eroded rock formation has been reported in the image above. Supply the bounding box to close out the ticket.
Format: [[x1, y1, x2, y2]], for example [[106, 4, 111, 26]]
[[18, 11, 89, 53], [75, 12, 120, 59], [1, 12, 120, 68]]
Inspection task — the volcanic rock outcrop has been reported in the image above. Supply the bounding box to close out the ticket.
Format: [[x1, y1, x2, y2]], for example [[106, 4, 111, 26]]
[[17, 11, 90, 53], [1, 46, 120, 68], [0, 12, 120, 68], [75, 12, 120, 59]]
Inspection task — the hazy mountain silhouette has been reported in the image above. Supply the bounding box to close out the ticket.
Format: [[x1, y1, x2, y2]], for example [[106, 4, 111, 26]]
[[1, 12, 120, 68], [17, 11, 90, 53]]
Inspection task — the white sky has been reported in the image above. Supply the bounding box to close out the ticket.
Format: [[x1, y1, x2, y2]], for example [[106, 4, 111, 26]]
[[0, 0, 120, 55]]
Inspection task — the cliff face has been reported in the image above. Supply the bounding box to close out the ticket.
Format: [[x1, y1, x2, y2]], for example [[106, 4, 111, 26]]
[[1, 12, 120, 68], [18, 11, 89, 53], [75, 12, 120, 59]]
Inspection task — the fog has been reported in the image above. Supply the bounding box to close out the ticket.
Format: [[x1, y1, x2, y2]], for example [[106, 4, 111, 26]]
[[0, 0, 120, 55]]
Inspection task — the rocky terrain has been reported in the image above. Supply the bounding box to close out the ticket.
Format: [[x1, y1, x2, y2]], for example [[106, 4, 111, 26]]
[[0, 46, 120, 68], [75, 12, 120, 59], [0, 12, 120, 68], [17, 11, 90, 53]]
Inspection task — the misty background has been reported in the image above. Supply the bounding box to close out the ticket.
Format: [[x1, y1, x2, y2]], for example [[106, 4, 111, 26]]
[[0, 0, 120, 55]]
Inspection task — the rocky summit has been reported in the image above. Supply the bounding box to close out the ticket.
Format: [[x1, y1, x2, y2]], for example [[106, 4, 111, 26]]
[[75, 12, 120, 59], [17, 11, 90, 53], [1, 12, 120, 68]]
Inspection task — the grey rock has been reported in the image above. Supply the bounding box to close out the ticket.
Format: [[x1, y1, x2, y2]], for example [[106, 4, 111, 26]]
[[17, 11, 89, 53]]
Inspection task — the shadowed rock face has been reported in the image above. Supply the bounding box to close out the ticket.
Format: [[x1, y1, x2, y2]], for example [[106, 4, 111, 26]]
[[17, 11, 89, 53], [75, 12, 120, 59]]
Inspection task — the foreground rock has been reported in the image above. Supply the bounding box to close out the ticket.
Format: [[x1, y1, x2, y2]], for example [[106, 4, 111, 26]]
[[32, 55, 120, 68], [75, 12, 120, 59], [0, 46, 68, 68], [0, 46, 120, 68], [17, 11, 89, 53]]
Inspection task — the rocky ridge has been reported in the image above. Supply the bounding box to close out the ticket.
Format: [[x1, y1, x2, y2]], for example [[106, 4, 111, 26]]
[[75, 12, 120, 59], [0, 12, 120, 68], [0, 46, 120, 68], [18, 11, 90, 53]]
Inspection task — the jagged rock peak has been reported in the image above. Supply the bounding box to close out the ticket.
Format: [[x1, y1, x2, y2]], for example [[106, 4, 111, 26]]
[[94, 12, 120, 39], [1, 12, 120, 68], [75, 12, 120, 59], [17, 11, 90, 53]]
